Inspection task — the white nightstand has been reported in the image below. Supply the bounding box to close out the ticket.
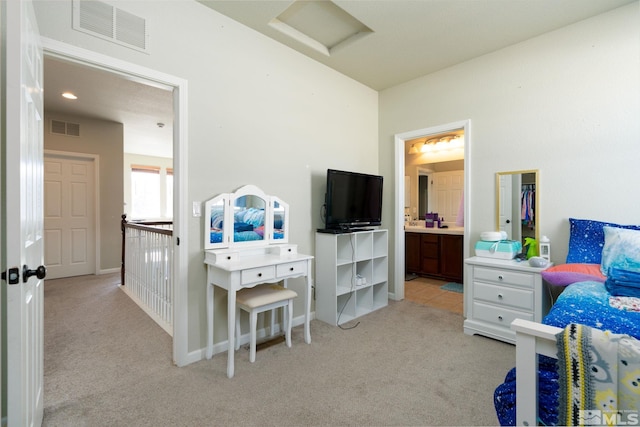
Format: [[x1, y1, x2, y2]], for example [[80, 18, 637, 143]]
[[463, 256, 553, 344]]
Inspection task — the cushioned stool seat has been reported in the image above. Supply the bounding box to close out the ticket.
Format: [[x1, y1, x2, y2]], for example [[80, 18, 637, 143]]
[[235, 284, 297, 363]]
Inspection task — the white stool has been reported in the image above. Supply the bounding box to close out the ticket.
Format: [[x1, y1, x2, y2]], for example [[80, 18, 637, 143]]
[[235, 284, 297, 363]]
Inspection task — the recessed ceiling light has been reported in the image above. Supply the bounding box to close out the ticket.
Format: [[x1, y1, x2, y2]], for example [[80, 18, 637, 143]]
[[62, 92, 78, 100]]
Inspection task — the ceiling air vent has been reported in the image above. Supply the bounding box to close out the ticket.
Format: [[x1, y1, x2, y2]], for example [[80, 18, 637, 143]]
[[72, 0, 148, 53], [50, 120, 81, 137]]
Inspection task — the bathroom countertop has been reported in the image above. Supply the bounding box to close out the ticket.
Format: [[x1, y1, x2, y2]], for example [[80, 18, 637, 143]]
[[404, 224, 464, 235]]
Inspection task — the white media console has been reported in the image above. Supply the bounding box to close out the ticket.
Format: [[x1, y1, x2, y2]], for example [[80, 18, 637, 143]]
[[315, 229, 389, 325]]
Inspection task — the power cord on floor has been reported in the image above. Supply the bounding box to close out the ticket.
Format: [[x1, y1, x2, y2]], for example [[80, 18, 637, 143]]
[[336, 234, 360, 330]]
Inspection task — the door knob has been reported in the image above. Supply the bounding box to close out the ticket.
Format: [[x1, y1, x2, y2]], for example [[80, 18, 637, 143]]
[[22, 265, 47, 282]]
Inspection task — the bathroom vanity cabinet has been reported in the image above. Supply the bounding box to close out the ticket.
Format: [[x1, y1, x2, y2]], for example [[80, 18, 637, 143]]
[[405, 230, 463, 282]]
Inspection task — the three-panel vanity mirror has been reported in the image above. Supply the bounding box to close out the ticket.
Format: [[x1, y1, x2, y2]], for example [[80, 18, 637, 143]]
[[204, 184, 289, 250], [496, 170, 539, 244]]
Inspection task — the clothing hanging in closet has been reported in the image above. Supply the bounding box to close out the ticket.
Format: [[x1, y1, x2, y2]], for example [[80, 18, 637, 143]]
[[521, 185, 535, 228]]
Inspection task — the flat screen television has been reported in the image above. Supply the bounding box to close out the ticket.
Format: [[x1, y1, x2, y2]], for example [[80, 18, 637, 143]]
[[324, 169, 383, 231]]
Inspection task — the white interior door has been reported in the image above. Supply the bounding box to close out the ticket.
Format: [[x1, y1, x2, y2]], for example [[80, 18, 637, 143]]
[[44, 153, 96, 279], [3, 0, 45, 425], [431, 170, 463, 224]]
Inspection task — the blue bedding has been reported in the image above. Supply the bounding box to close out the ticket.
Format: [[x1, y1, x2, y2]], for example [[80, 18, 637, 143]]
[[544, 281, 640, 337], [494, 281, 640, 426]]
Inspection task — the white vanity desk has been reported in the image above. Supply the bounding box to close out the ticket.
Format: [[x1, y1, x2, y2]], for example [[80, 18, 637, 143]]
[[204, 247, 313, 378], [202, 185, 313, 378]]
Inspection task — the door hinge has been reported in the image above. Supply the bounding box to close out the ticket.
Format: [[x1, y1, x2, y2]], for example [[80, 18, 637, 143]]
[[2, 267, 20, 285]]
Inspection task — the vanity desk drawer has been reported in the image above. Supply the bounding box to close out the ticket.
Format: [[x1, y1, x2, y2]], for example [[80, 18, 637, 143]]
[[464, 256, 552, 344], [276, 260, 308, 278], [241, 266, 276, 285]]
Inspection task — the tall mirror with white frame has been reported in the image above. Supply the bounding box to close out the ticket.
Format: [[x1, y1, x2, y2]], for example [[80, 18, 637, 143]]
[[496, 170, 538, 246]]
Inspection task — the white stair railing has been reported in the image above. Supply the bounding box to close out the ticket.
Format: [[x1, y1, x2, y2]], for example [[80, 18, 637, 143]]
[[121, 215, 173, 336]]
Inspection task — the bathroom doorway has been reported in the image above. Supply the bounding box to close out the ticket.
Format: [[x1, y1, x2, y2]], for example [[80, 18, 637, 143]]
[[393, 120, 471, 303]]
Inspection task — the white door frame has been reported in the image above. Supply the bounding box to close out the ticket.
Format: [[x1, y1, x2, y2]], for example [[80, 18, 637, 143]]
[[40, 37, 190, 367], [393, 120, 471, 303], [44, 150, 100, 278]]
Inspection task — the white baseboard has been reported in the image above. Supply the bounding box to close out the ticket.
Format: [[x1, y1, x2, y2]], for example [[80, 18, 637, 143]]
[[98, 267, 120, 275]]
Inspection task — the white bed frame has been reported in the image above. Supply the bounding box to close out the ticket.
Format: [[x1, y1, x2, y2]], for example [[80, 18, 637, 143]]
[[511, 318, 562, 426]]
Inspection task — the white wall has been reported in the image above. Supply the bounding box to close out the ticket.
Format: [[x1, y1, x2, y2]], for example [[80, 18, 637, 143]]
[[33, 0, 378, 354], [379, 3, 640, 288]]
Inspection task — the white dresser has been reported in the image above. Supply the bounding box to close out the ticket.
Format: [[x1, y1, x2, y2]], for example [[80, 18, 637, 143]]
[[463, 256, 552, 344]]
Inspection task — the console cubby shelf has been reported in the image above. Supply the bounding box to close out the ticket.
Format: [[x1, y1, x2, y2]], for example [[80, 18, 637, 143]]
[[315, 229, 388, 325]]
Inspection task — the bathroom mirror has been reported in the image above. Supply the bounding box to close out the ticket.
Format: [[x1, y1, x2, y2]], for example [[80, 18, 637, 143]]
[[496, 170, 539, 245]]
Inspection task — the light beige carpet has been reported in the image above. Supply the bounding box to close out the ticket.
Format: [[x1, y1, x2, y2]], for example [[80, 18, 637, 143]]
[[43, 273, 514, 426]]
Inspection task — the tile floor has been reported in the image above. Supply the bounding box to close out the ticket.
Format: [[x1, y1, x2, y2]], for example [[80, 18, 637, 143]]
[[404, 276, 464, 315]]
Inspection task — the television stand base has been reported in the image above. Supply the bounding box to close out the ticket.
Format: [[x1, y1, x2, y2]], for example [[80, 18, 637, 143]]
[[317, 227, 374, 234]]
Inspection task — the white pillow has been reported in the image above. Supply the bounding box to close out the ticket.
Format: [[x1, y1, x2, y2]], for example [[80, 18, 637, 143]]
[[601, 226, 640, 276]]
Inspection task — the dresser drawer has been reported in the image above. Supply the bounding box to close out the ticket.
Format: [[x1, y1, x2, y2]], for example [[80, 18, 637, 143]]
[[276, 261, 307, 278], [474, 282, 533, 311], [241, 266, 276, 285], [472, 301, 534, 328], [474, 266, 534, 288]]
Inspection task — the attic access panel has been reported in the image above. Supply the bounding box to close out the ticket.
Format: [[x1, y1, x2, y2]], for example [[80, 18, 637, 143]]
[[269, 1, 373, 56]]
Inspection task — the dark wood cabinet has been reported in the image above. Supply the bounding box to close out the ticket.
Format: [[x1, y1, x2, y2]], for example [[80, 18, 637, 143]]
[[405, 232, 463, 282], [421, 234, 439, 274], [405, 232, 421, 273], [440, 234, 463, 280]]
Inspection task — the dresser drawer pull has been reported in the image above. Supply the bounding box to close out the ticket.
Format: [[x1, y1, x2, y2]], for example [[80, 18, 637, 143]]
[[290, 267, 294, 271], [257, 273, 262, 277], [498, 294, 503, 299], [226, 256, 232, 260], [498, 315, 503, 321], [498, 275, 504, 280]]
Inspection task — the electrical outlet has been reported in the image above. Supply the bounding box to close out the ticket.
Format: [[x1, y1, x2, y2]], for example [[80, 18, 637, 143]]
[[193, 201, 201, 217]]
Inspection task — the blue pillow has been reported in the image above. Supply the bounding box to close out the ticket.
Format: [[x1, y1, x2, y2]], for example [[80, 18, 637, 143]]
[[601, 226, 640, 275], [566, 218, 640, 264]]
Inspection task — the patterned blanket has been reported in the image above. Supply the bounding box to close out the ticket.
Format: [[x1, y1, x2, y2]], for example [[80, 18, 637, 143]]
[[556, 323, 640, 426], [495, 282, 640, 426]]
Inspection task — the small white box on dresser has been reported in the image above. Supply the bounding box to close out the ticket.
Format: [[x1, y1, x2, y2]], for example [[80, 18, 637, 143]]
[[463, 256, 553, 344]]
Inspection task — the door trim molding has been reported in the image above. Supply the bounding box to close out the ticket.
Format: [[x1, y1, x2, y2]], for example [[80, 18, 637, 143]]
[[394, 120, 471, 304], [40, 37, 190, 367], [44, 149, 100, 277]]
